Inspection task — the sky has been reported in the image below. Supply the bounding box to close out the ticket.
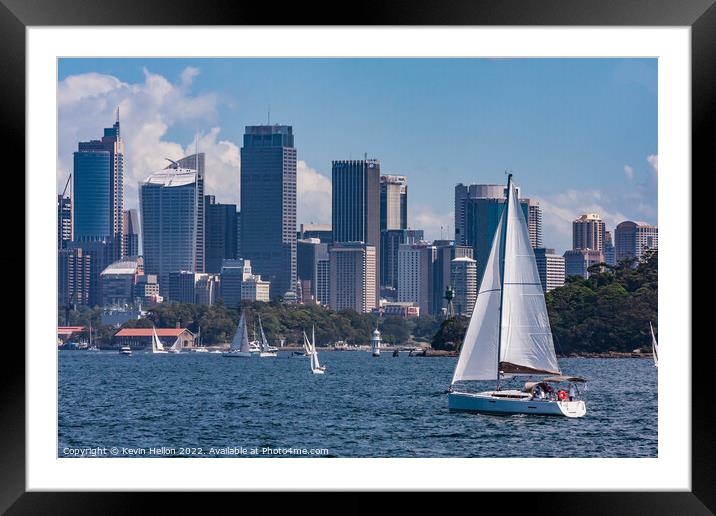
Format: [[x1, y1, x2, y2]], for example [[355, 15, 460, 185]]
[[57, 58, 657, 254]]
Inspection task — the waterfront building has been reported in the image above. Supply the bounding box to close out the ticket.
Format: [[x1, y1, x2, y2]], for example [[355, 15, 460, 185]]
[[219, 258, 253, 307], [332, 159, 381, 300], [380, 174, 408, 231], [397, 242, 437, 316], [113, 327, 195, 351], [380, 228, 424, 290], [534, 248, 566, 292], [57, 194, 72, 249], [573, 213, 606, 251], [297, 238, 329, 304], [240, 125, 297, 299], [450, 256, 477, 316], [432, 240, 473, 315], [122, 209, 140, 257], [329, 242, 376, 313], [564, 249, 605, 278], [205, 195, 238, 273], [99, 257, 143, 306], [615, 221, 658, 262], [140, 166, 199, 293], [73, 112, 124, 258]]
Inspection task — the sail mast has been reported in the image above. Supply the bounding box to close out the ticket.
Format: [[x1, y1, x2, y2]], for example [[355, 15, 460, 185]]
[[495, 173, 512, 391]]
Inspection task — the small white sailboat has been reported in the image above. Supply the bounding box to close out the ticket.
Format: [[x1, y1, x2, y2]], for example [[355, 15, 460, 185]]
[[370, 328, 381, 357], [168, 336, 182, 354], [151, 327, 168, 354], [306, 327, 326, 374], [650, 322, 658, 368], [222, 312, 255, 358], [448, 175, 587, 418], [258, 315, 277, 357]]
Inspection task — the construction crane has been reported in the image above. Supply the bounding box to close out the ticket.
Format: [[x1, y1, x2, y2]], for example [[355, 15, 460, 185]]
[[61, 172, 71, 198]]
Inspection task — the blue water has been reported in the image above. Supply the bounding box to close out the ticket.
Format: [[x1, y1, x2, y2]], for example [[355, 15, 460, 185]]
[[58, 351, 657, 458]]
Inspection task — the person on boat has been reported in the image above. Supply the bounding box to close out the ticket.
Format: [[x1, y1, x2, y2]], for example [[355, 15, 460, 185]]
[[544, 384, 554, 400], [532, 384, 544, 400], [569, 384, 576, 402]]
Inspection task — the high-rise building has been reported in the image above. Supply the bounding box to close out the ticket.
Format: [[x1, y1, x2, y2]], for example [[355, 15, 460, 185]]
[[122, 209, 140, 257], [72, 112, 124, 258], [134, 274, 161, 306], [450, 256, 477, 316], [240, 125, 297, 299], [534, 248, 566, 292], [380, 228, 424, 289], [169, 153, 205, 273], [380, 175, 408, 231], [433, 241, 474, 315], [140, 166, 200, 293], [573, 213, 606, 251], [329, 242, 376, 313], [465, 195, 532, 284], [167, 271, 219, 305], [397, 242, 436, 316], [219, 259, 253, 308], [454, 184, 505, 245], [315, 258, 330, 306], [297, 238, 329, 304], [527, 199, 543, 249], [241, 276, 271, 302], [236, 211, 242, 259], [604, 230, 616, 266], [332, 159, 381, 302], [614, 221, 658, 262], [63, 239, 115, 307], [564, 249, 604, 278], [205, 195, 238, 273], [100, 257, 143, 306], [58, 247, 91, 307], [298, 223, 333, 244], [57, 194, 72, 250]]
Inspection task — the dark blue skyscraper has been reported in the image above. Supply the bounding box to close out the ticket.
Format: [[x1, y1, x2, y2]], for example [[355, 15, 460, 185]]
[[205, 195, 238, 274], [240, 125, 297, 298]]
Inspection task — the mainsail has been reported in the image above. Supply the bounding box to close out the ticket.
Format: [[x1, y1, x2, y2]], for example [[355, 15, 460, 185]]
[[451, 176, 560, 385], [230, 312, 251, 353], [258, 315, 270, 352], [650, 322, 658, 367], [152, 327, 165, 352]]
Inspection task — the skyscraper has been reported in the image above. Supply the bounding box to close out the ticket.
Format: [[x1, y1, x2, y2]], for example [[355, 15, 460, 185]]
[[240, 125, 297, 299], [433, 240, 473, 315], [140, 166, 200, 293], [450, 256, 477, 316], [219, 259, 253, 308], [397, 242, 436, 315], [169, 152, 205, 273], [534, 248, 566, 292], [564, 249, 604, 278], [573, 213, 606, 251], [329, 242, 376, 313], [604, 230, 616, 266], [297, 238, 329, 304], [73, 111, 124, 258], [614, 221, 658, 262], [122, 209, 140, 257], [380, 175, 408, 231], [332, 159, 381, 301], [454, 184, 505, 245], [527, 199, 543, 249], [58, 247, 91, 307], [205, 195, 238, 273], [57, 194, 72, 250], [380, 228, 424, 289]]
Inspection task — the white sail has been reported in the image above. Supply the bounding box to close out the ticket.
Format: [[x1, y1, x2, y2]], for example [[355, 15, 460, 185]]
[[310, 327, 322, 370], [258, 315, 270, 352], [451, 202, 506, 383], [650, 322, 658, 367], [152, 327, 165, 352], [230, 312, 251, 353], [500, 180, 560, 376], [170, 336, 181, 352]]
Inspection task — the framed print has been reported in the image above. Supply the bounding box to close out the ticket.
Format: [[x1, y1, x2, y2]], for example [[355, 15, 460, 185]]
[[5, 0, 710, 512]]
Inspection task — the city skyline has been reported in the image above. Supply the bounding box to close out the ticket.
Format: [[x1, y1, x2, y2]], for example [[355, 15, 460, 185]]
[[57, 58, 657, 254]]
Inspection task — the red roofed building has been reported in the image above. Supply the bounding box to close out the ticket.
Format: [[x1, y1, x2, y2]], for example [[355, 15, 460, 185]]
[[57, 326, 86, 343], [113, 327, 195, 350]]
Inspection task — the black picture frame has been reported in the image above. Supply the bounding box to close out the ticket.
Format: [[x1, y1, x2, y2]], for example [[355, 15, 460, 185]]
[[5, 0, 707, 512]]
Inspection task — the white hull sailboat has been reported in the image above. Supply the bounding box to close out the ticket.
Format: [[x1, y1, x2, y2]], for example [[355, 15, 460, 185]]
[[650, 322, 658, 367], [305, 327, 326, 375], [151, 327, 168, 354], [448, 175, 587, 418], [258, 315, 277, 358], [223, 312, 256, 358]]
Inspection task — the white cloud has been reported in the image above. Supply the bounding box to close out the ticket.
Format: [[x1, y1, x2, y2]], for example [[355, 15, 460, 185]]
[[647, 154, 658, 176], [623, 164, 634, 180], [297, 160, 331, 224], [58, 67, 235, 210]]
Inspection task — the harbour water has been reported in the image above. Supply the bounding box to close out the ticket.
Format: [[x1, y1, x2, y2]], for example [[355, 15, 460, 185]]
[[59, 351, 657, 458]]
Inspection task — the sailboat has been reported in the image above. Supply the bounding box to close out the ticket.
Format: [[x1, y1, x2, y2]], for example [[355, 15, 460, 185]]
[[448, 175, 587, 418], [151, 327, 168, 354], [305, 327, 326, 374], [222, 312, 256, 358], [168, 336, 182, 354], [258, 315, 278, 357], [650, 322, 658, 367]]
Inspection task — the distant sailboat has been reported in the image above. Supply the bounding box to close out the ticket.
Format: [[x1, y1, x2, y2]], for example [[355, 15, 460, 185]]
[[448, 175, 587, 418], [168, 336, 182, 354], [222, 312, 255, 358], [305, 327, 326, 374], [258, 315, 277, 357], [650, 322, 658, 368], [151, 327, 168, 354]]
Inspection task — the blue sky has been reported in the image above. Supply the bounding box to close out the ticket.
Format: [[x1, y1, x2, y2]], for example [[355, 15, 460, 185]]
[[58, 58, 657, 253]]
